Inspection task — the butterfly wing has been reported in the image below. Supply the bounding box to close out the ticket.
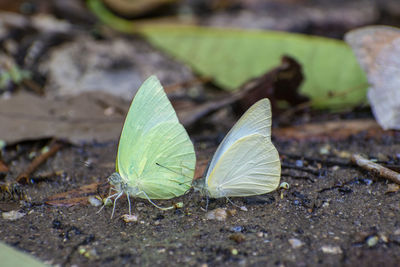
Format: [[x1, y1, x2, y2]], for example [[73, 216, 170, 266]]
[[117, 76, 196, 199], [206, 98, 273, 179], [206, 134, 280, 198]]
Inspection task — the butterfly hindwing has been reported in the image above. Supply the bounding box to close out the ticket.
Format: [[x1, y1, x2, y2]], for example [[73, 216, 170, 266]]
[[206, 99, 272, 179], [207, 134, 280, 198]]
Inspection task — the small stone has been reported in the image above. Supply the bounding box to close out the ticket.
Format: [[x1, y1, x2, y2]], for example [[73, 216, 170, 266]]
[[229, 233, 245, 244], [174, 202, 184, 208], [121, 214, 138, 223], [230, 226, 243, 232], [366, 235, 379, 247], [256, 232, 264, 238], [379, 233, 389, 243], [205, 208, 227, 221], [319, 145, 331, 155], [88, 196, 102, 207], [377, 153, 389, 162], [240, 206, 248, 211], [2, 210, 26, 221], [321, 245, 342, 254], [394, 229, 400, 235], [78, 245, 98, 259], [295, 160, 304, 167], [288, 238, 303, 249], [386, 184, 400, 193], [227, 209, 237, 216]]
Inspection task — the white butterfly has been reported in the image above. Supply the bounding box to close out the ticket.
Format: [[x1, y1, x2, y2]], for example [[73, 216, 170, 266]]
[[194, 98, 281, 199]]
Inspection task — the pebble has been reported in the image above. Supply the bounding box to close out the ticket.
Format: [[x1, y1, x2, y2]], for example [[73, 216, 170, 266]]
[[319, 145, 331, 155], [230, 226, 243, 232], [366, 235, 379, 247], [88, 196, 102, 207], [288, 238, 303, 249], [78, 246, 98, 259], [240, 206, 248, 212], [256, 232, 264, 238], [121, 214, 138, 223], [229, 233, 245, 244], [295, 160, 304, 167], [231, 248, 238, 255], [386, 184, 400, 193], [321, 245, 342, 254], [205, 208, 227, 221], [2, 210, 26, 221]]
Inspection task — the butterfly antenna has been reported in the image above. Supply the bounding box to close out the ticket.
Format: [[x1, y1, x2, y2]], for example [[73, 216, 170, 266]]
[[155, 162, 193, 180], [141, 191, 175, 211], [205, 195, 209, 211]]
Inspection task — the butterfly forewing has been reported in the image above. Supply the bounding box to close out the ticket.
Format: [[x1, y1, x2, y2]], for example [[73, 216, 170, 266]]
[[206, 98, 273, 180], [116, 76, 196, 198]]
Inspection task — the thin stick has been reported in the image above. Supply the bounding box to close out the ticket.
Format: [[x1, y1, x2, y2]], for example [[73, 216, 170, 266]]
[[351, 154, 400, 185], [16, 142, 63, 184]]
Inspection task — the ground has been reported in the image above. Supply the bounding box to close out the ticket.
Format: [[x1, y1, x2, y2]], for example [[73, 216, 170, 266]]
[[0, 132, 399, 266]]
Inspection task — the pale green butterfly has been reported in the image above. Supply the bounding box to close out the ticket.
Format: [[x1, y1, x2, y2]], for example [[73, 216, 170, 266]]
[[100, 75, 196, 218], [193, 98, 281, 201]]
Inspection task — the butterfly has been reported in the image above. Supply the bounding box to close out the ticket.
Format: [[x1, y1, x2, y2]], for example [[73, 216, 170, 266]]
[[102, 76, 196, 218], [193, 98, 281, 200], [345, 25, 400, 130]]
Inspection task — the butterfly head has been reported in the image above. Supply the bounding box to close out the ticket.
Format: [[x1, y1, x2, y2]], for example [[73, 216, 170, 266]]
[[108, 172, 124, 191], [192, 177, 208, 196]]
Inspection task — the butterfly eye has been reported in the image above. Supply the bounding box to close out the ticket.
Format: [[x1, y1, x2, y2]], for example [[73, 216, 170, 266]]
[[108, 173, 121, 185]]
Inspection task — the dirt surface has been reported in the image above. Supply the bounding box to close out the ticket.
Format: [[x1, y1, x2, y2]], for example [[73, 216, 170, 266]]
[[1, 131, 399, 266], [1, 1, 400, 266]]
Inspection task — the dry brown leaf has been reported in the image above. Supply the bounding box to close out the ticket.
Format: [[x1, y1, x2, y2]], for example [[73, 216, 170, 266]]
[[0, 92, 127, 145], [273, 119, 392, 141], [45, 182, 109, 207], [0, 159, 9, 173]]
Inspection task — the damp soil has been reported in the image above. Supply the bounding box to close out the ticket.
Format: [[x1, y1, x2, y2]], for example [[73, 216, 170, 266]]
[[0, 134, 400, 266]]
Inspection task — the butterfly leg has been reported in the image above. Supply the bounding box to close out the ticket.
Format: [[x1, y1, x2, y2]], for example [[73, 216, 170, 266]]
[[127, 193, 132, 215], [97, 191, 120, 215], [111, 191, 124, 219], [225, 195, 241, 209]]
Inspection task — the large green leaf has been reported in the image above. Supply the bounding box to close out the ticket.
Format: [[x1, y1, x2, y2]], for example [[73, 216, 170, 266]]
[[88, 0, 368, 109], [140, 25, 368, 108]]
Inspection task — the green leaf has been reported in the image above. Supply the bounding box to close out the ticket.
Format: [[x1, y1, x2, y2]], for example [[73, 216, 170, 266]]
[[0, 241, 48, 267], [87, 0, 368, 109], [140, 25, 368, 109]]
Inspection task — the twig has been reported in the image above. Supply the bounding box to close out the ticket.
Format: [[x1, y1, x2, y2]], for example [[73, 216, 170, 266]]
[[16, 141, 63, 184], [351, 154, 400, 185]]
